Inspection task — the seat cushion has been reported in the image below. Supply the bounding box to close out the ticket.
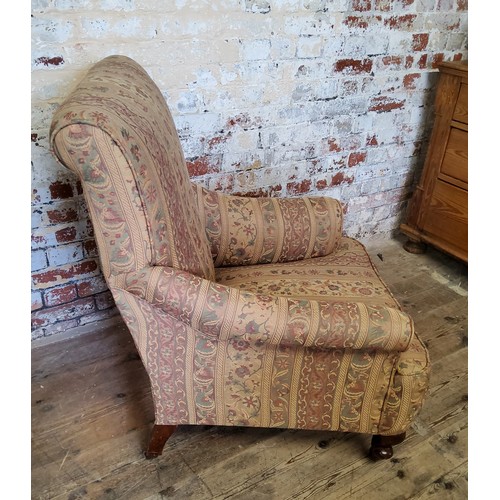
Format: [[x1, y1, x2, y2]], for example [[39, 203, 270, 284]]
[[216, 236, 429, 373], [215, 237, 399, 309]]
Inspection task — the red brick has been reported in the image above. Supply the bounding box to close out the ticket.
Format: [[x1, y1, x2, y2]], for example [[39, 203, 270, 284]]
[[417, 54, 428, 69], [431, 53, 445, 69], [32, 316, 49, 329], [457, 0, 468, 10], [32, 233, 46, 247], [328, 139, 342, 152], [316, 179, 328, 190], [49, 181, 73, 200], [55, 225, 77, 243], [405, 56, 414, 69], [384, 14, 416, 29], [261, 185, 283, 197], [32, 259, 99, 288], [47, 207, 78, 224], [335, 58, 373, 74], [83, 239, 98, 257], [207, 134, 229, 152], [34, 56, 64, 67], [381, 56, 403, 68], [348, 151, 367, 167], [331, 172, 354, 186], [344, 16, 368, 29], [287, 179, 312, 195], [44, 284, 78, 307], [351, 0, 371, 11], [403, 73, 421, 90], [186, 155, 221, 177], [366, 135, 378, 146], [453, 53, 463, 61], [412, 34, 429, 51], [369, 96, 405, 113], [77, 276, 108, 297]]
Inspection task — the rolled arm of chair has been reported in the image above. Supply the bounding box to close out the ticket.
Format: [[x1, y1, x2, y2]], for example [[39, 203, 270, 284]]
[[192, 184, 343, 267], [113, 266, 414, 353]]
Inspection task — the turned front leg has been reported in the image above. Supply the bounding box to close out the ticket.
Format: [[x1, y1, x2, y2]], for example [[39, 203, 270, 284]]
[[144, 424, 177, 459], [369, 432, 406, 460]]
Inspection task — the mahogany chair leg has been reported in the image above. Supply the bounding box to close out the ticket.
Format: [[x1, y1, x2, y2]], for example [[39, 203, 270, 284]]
[[144, 424, 177, 459], [369, 432, 406, 461]]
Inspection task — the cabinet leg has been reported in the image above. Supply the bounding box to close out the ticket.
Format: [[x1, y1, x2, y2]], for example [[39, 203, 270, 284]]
[[403, 238, 427, 255]]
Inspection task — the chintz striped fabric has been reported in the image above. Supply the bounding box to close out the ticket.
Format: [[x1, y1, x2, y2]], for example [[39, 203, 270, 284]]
[[50, 55, 215, 282], [50, 55, 430, 441], [193, 184, 344, 266]]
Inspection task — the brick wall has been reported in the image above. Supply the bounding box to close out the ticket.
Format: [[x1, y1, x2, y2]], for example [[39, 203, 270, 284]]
[[31, 0, 468, 340]]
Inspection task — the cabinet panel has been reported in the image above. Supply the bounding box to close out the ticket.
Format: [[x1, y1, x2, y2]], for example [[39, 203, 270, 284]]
[[440, 127, 468, 185], [422, 180, 467, 254], [453, 84, 468, 124], [400, 61, 468, 263]]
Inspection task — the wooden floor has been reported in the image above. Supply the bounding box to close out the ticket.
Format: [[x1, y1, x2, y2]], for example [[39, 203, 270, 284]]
[[32, 236, 468, 500]]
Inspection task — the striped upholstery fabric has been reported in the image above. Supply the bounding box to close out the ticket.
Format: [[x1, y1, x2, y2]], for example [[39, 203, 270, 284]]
[[193, 184, 344, 266], [50, 55, 430, 441], [50, 55, 215, 281]]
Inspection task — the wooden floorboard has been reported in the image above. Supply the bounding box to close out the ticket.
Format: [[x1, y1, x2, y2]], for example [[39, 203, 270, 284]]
[[31, 236, 468, 499]]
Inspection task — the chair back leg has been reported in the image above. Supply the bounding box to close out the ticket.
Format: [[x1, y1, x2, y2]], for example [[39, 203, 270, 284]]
[[144, 424, 177, 459]]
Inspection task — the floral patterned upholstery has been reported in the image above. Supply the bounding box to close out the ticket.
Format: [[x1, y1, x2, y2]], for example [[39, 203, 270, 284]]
[[50, 56, 215, 281], [50, 56, 430, 443], [193, 184, 344, 266]]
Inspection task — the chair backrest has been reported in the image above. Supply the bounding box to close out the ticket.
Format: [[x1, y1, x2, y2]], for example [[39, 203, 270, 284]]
[[50, 55, 215, 281]]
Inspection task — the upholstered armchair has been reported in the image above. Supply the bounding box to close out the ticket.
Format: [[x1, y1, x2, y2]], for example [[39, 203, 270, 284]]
[[49, 56, 430, 460]]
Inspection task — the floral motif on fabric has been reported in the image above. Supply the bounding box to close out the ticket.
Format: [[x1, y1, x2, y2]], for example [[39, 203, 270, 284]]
[[193, 185, 343, 267], [51, 55, 430, 440], [51, 55, 215, 281]]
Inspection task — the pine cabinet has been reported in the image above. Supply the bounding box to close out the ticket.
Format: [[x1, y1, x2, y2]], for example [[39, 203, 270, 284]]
[[400, 61, 468, 262]]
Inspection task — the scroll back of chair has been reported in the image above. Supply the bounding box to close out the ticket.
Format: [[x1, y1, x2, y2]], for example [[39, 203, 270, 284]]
[[50, 55, 215, 281]]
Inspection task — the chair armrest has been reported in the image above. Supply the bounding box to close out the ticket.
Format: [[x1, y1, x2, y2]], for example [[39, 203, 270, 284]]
[[112, 266, 414, 353], [192, 184, 343, 267]]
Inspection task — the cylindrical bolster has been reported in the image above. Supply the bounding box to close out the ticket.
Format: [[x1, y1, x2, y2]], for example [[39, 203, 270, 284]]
[[193, 184, 343, 267]]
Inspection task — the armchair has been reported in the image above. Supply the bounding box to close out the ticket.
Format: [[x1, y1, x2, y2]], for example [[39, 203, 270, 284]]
[[49, 56, 430, 461]]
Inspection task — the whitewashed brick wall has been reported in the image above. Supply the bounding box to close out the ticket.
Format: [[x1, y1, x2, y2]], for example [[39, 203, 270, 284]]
[[31, 0, 468, 340]]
